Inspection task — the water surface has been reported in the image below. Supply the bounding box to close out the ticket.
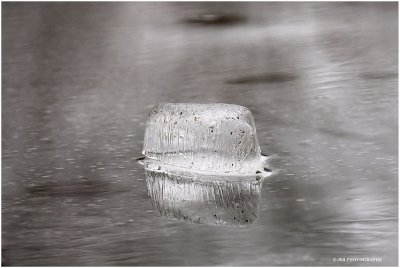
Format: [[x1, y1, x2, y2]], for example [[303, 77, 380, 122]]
[[2, 2, 398, 266]]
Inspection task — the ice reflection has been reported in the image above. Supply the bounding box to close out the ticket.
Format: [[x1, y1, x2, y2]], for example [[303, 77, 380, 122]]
[[144, 169, 263, 226]]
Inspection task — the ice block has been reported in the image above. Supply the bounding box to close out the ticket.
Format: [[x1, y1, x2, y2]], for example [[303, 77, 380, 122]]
[[142, 103, 265, 175]]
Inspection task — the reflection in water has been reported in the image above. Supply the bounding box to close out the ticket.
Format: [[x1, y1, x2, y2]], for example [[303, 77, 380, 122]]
[[145, 169, 263, 226]]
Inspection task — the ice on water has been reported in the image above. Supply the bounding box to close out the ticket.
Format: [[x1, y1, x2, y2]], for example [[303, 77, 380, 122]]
[[145, 169, 262, 226], [141, 103, 268, 225], [142, 103, 265, 175]]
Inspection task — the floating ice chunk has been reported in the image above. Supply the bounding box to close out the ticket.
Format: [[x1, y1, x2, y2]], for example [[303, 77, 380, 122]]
[[145, 169, 262, 226], [142, 103, 265, 175]]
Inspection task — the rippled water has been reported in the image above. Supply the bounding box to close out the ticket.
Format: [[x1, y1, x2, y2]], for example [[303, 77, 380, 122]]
[[2, 2, 398, 266]]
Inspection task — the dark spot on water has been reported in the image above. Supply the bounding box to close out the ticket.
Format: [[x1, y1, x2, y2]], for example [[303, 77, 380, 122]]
[[25, 178, 113, 196], [264, 167, 272, 172], [2, 249, 9, 266], [183, 13, 245, 26], [316, 126, 359, 140], [256, 170, 261, 174], [226, 72, 297, 84], [230, 132, 233, 135], [135, 156, 145, 162], [211, 130, 213, 133], [360, 72, 397, 80], [180, 112, 183, 115]]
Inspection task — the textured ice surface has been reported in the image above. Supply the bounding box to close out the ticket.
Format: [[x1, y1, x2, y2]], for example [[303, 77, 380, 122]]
[[143, 103, 264, 175], [145, 169, 262, 226]]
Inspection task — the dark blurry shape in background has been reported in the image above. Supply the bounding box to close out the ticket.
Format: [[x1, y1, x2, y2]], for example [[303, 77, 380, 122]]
[[183, 13, 246, 26]]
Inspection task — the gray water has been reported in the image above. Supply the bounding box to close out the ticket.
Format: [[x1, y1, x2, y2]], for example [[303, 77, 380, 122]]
[[2, 2, 398, 266]]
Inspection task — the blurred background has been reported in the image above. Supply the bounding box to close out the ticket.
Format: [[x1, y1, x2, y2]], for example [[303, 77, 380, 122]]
[[2, 2, 398, 266]]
